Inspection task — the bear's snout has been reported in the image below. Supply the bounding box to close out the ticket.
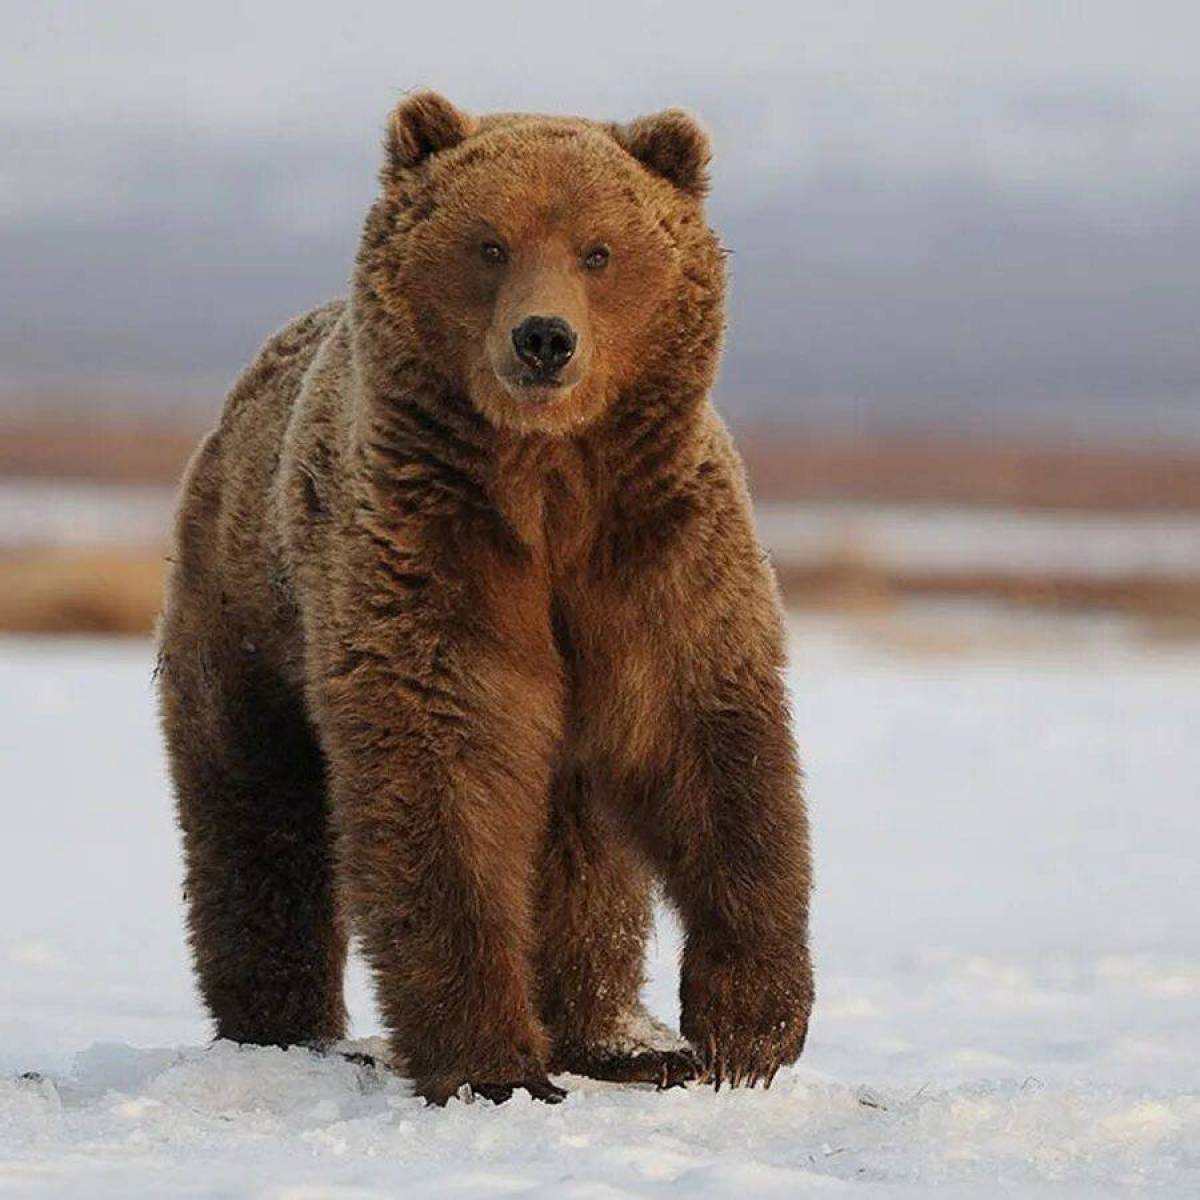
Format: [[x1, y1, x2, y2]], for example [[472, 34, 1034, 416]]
[[511, 315, 577, 379]]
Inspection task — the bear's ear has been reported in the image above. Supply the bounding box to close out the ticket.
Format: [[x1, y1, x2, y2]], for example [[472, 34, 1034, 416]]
[[610, 108, 711, 197], [384, 91, 476, 177]]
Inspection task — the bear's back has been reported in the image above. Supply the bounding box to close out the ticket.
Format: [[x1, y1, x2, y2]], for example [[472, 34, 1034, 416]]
[[164, 300, 347, 654], [221, 300, 346, 441], [198, 299, 347, 556]]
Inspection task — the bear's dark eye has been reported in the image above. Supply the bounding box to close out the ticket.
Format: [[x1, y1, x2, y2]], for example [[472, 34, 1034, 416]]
[[583, 245, 610, 271], [480, 240, 508, 265]]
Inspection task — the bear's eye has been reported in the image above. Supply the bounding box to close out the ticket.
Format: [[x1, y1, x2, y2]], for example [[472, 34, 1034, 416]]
[[583, 245, 610, 271], [480, 240, 508, 265]]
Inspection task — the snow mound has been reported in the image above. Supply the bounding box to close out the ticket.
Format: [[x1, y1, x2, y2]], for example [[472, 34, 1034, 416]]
[[4, 1042, 1198, 1197]]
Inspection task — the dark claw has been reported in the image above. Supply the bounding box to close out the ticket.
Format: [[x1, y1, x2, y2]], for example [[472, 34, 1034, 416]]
[[659, 1048, 700, 1090], [525, 1078, 568, 1104], [305, 1043, 382, 1073], [471, 1082, 514, 1105], [472, 1077, 566, 1105], [339, 1051, 380, 1070], [559, 1046, 698, 1088]]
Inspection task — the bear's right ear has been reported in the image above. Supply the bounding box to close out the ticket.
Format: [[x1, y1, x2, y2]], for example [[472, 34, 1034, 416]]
[[383, 91, 476, 180], [610, 108, 711, 198]]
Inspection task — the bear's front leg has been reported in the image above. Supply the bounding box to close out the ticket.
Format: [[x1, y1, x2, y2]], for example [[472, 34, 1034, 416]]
[[660, 676, 814, 1090], [654, 675, 814, 1088], [606, 553, 814, 1089], [536, 766, 700, 1088], [313, 559, 564, 1105]]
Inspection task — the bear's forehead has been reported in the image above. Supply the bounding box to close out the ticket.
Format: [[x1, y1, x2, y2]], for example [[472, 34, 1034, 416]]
[[473, 112, 606, 147], [426, 122, 665, 236], [437, 119, 642, 194]]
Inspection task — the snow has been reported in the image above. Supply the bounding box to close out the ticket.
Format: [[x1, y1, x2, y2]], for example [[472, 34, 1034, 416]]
[[756, 502, 1200, 579], [2, 616, 1198, 1196], [0, 482, 175, 550], [5, 480, 1200, 582]]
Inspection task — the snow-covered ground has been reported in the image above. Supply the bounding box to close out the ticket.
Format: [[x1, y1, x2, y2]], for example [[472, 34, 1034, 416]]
[[2, 615, 1198, 1197]]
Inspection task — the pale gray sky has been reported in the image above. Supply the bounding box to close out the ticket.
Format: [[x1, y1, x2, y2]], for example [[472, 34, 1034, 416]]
[[3, 0, 1199, 438]]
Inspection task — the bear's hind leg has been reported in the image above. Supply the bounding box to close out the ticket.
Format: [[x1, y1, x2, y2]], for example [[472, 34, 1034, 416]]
[[159, 643, 347, 1049], [536, 769, 698, 1088]]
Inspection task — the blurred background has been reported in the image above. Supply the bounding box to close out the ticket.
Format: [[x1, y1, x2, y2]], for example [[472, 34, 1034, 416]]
[[2, 0, 1199, 635], [2, 0, 1198, 636]]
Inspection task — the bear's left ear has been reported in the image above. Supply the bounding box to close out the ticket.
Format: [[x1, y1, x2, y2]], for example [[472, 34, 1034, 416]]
[[610, 109, 711, 198], [384, 91, 476, 179]]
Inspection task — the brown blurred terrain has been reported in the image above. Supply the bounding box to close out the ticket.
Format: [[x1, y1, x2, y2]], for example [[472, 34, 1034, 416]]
[[6, 416, 1200, 509], [0, 419, 203, 486], [1, 415, 1198, 635], [739, 431, 1200, 513], [0, 547, 166, 635]]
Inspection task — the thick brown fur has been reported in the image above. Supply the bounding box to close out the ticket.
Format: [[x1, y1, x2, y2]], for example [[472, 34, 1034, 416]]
[[158, 92, 813, 1105]]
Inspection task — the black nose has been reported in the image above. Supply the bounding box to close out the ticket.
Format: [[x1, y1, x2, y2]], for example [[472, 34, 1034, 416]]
[[512, 316, 577, 374]]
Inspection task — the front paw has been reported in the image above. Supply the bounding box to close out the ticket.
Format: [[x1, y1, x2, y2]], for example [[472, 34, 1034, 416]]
[[680, 943, 813, 1090], [555, 1044, 700, 1089], [409, 1026, 559, 1106], [417, 1070, 566, 1104], [466, 1077, 567, 1105], [552, 1008, 700, 1089]]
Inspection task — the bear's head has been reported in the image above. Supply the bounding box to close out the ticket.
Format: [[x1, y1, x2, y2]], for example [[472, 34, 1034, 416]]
[[355, 92, 726, 437]]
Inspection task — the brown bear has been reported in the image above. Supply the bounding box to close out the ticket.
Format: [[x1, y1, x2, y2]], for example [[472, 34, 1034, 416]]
[[157, 92, 813, 1106]]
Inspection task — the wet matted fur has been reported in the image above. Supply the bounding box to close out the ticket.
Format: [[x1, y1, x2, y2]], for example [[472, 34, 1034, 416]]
[[157, 92, 813, 1105]]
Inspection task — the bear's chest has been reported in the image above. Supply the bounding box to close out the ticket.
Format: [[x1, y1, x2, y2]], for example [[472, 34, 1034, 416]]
[[488, 438, 600, 575]]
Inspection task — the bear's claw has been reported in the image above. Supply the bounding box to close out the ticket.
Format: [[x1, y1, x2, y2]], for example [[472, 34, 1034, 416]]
[[681, 944, 814, 1092], [467, 1077, 568, 1105], [557, 1046, 700, 1089]]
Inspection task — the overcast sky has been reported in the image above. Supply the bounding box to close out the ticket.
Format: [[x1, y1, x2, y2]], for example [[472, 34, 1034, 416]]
[[4, 0, 1199, 440]]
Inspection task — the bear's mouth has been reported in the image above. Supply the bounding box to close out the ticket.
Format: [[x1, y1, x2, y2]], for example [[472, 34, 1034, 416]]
[[501, 373, 573, 402]]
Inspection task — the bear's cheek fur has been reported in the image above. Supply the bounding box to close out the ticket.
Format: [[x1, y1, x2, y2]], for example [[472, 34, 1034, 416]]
[[395, 235, 497, 381], [588, 254, 678, 389]]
